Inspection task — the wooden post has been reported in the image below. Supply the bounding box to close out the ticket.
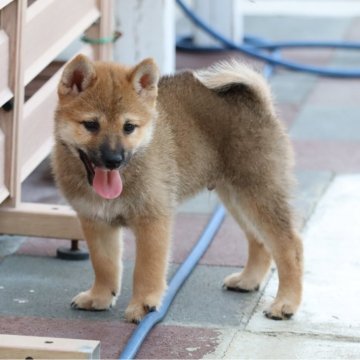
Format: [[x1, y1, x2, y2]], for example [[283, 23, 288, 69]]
[[192, 0, 243, 47], [97, 0, 114, 60], [85, 0, 114, 61], [0, 0, 26, 207], [114, 0, 175, 74]]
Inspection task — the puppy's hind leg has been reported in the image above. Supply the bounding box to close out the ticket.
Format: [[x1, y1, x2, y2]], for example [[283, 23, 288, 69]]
[[217, 186, 272, 293], [235, 187, 303, 320], [225, 233, 272, 293]]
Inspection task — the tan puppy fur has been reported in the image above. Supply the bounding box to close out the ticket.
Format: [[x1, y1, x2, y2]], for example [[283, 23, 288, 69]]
[[52, 54, 303, 322]]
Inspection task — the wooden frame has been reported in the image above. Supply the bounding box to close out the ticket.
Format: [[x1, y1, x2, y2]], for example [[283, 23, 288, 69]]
[[0, 334, 100, 359], [24, 0, 100, 84], [0, 0, 114, 241], [0, 203, 83, 239]]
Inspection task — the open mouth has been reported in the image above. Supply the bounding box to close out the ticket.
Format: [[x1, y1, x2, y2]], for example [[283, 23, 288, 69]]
[[78, 149, 95, 185], [78, 149, 123, 200]]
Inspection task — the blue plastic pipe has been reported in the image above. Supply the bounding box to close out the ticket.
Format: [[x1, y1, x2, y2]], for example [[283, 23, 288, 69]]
[[176, 0, 360, 78], [119, 205, 226, 360]]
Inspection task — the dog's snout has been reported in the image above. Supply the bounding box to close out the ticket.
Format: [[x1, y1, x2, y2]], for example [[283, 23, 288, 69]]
[[100, 143, 124, 170], [104, 153, 123, 169]]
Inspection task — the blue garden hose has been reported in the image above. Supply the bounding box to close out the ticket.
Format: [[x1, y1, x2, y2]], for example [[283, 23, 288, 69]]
[[176, 0, 360, 78], [120, 205, 226, 359], [119, 2, 360, 359]]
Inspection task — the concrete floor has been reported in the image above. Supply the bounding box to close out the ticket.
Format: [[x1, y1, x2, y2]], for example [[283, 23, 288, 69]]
[[218, 174, 360, 359]]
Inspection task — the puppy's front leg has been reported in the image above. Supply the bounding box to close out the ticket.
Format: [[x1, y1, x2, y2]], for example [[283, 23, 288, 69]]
[[125, 216, 171, 323], [71, 217, 122, 310]]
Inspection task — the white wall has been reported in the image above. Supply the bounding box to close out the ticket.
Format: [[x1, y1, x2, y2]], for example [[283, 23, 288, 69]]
[[114, 0, 176, 74]]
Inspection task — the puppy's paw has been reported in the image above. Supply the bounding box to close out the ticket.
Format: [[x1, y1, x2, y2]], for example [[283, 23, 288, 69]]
[[124, 295, 161, 323], [223, 272, 260, 293], [263, 300, 297, 320], [71, 288, 116, 311]]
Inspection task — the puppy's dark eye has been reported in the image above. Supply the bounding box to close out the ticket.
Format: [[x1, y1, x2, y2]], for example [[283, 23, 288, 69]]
[[123, 122, 136, 134], [82, 120, 100, 132]]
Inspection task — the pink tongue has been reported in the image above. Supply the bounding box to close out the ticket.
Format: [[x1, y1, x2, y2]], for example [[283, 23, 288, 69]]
[[93, 168, 123, 199]]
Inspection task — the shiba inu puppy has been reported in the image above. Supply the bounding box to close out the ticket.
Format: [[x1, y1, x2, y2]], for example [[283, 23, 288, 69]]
[[52, 54, 303, 322]]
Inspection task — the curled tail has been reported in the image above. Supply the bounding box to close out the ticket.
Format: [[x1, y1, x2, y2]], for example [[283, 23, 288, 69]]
[[193, 59, 274, 113]]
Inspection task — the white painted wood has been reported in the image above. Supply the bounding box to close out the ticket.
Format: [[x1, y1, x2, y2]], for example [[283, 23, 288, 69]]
[[0, 30, 7, 201], [242, 0, 360, 17], [0, 203, 83, 240], [114, 0, 175, 74], [7, 0, 26, 207], [0, 31, 11, 106], [193, 0, 243, 47], [0, 334, 100, 359], [0, 0, 12, 11], [0, 88, 12, 108], [21, 138, 53, 183], [96, 0, 114, 60], [0, 186, 8, 203], [21, 45, 94, 181], [24, 0, 99, 84], [0, 129, 6, 203], [0, 0, 21, 206], [21, 67, 60, 181]]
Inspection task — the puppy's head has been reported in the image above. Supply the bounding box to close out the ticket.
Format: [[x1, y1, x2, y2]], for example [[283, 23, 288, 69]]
[[55, 54, 159, 199]]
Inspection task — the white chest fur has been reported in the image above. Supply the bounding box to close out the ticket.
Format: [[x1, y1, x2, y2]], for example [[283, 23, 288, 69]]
[[70, 194, 129, 224]]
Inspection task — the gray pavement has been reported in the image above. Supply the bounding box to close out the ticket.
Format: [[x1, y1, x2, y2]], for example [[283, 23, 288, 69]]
[[291, 106, 360, 141]]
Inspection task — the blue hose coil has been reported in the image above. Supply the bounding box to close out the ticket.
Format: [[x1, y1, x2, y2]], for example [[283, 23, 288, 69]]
[[176, 0, 360, 78], [119, 205, 226, 360]]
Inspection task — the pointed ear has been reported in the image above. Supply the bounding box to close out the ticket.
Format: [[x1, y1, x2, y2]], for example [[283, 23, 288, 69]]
[[58, 54, 96, 96], [130, 58, 159, 95]]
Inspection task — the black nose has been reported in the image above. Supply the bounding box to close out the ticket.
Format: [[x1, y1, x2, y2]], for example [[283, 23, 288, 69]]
[[100, 143, 124, 170], [104, 153, 123, 169]]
